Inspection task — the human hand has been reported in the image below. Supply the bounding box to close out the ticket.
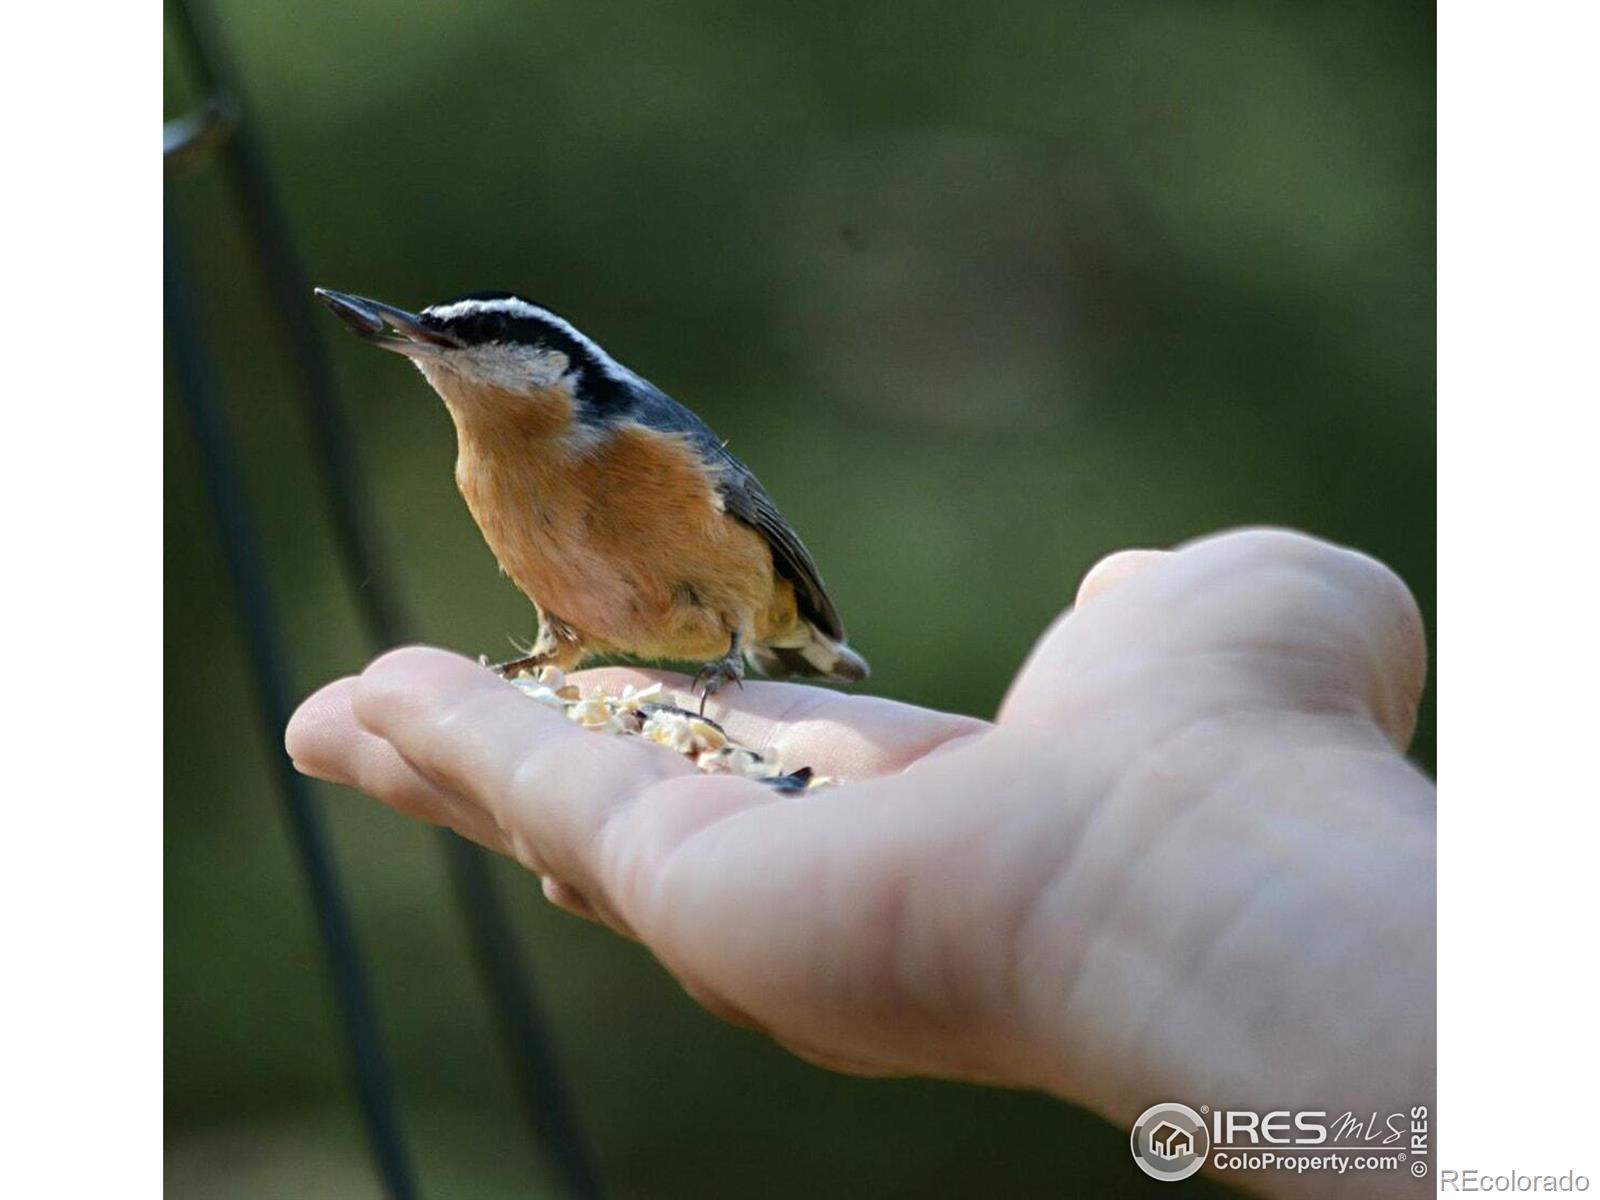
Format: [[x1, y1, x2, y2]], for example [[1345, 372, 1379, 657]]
[[287, 528, 1433, 1197]]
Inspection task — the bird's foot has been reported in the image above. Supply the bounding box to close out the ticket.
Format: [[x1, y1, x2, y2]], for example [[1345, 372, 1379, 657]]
[[486, 637, 556, 678], [485, 627, 577, 679], [487, 652, 553, 679], [692, 652, 745, 716]]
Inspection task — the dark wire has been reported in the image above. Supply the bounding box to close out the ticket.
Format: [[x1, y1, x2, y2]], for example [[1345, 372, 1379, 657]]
[[166, 198, 420, 1200], [166, 4, 601, 1197]]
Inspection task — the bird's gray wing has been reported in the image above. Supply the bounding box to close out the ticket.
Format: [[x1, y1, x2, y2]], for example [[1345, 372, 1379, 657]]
[[713, 456, 846, 641]]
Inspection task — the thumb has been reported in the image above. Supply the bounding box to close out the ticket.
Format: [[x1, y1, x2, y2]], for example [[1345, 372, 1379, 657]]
[[1002, 529, 1427, 751], [1074, 548, 1169, 606]]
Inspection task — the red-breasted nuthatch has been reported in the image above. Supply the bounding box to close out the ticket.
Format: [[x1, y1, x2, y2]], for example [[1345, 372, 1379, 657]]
[[315, 288, 869, 705]]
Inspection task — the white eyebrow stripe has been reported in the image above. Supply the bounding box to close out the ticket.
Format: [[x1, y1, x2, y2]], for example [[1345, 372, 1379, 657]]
[[422, 297, 544, 322], [420, 297, 644, 386]]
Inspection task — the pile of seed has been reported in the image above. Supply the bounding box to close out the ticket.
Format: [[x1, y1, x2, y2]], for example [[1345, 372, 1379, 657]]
[[507, 667, 830, 793]]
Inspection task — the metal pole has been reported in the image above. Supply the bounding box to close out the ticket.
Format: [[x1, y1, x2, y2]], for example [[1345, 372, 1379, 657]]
[[166, 197, 420, 1200]]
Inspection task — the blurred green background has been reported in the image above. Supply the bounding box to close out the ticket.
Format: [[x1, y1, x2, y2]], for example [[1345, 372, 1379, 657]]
[[165, 1, 1433, 1196]]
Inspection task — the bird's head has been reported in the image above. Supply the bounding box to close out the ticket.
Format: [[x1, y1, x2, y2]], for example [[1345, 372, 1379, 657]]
[[315, 288, 637, 427]]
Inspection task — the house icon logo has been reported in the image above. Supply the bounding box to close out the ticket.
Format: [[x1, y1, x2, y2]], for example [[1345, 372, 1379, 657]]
[[1149, 1120, 1194, 1160], [1131, 1102, 1209, 1182]]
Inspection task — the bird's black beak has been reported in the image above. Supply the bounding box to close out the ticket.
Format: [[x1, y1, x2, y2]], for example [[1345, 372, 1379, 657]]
[[314, 288, 461, 355]]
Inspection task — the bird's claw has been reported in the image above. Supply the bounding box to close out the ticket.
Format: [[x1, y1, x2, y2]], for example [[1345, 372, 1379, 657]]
[[488, 653, 546, 678], [692, 657, 745, 716]]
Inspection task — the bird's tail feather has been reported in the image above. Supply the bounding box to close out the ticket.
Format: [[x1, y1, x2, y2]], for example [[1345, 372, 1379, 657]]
[[748, 624, 869, 683]]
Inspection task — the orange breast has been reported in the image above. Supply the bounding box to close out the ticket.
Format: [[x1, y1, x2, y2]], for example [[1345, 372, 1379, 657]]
[[453, 410, 785, 661]]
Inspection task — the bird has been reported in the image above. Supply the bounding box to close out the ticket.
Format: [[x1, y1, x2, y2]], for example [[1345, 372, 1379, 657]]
[[314, 287, 869, 708]]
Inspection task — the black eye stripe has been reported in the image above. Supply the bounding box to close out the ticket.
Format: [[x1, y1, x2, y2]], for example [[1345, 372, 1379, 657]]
[[426, 307, 591, 371]]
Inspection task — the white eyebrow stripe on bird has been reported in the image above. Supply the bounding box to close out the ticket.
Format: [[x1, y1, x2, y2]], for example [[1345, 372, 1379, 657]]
[[421, 296, 646, 387], [423, 296, 550, 323]]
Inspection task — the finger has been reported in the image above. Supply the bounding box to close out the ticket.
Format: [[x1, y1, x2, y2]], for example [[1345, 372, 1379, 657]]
[[569, 667, 989, 778], [287, 676, 510, 851], [288, 675, 398, 785], [1002, 528, 1428, 749], [349, 648, 781, 927], [1075, 549, 1168, 606], [292, 673, 625, 925], [1174, 529, 1427, 748]]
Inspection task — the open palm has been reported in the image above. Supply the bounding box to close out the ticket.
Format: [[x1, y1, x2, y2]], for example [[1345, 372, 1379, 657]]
[[288, 529, 1434, 1197]]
